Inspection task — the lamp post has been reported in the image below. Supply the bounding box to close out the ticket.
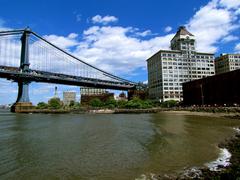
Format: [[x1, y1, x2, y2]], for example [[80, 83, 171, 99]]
[[200, 84, 204, 106]]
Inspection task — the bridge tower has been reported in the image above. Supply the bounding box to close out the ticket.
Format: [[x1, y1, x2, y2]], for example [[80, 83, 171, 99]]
[[11, 29, 33, 112]]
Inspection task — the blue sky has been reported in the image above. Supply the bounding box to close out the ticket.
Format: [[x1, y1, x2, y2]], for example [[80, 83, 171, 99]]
[[0, 0, 240, 105]]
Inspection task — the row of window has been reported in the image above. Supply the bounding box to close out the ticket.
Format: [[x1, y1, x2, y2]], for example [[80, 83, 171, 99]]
[[161, 58, 214, 62], [161, 53, 213, 59], [164, 87, 182, 90], [164, 95, 183, 99], [162, 66, 213, 70], [229, 55, 240, 58]]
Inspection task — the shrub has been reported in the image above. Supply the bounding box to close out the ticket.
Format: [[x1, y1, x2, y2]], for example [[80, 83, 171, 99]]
[[69, 100, 75, 107], [89, 98, 103, 107], [117, 100, 128, 108], [105, 97, 117, 108], [124, 97, 143, 109], [37, 102, 48, 109], [48, 98, 62, 109]]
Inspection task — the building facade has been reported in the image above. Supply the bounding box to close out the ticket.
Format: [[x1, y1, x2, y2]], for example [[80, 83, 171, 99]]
[[80, 87, 107, 95], [215, 54, 240, 75], [147, 26, 215, 102], [80, 87, 113, 105], [63, 91, 76, 105], [183, 69, 240, 106]]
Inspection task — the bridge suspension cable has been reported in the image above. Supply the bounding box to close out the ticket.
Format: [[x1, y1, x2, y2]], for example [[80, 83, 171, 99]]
[[0, 33, 21, 67], [30, 31, 135, 84], [0, 29, 137, 88]]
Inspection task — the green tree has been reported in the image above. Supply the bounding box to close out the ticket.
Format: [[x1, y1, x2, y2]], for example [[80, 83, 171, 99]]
[[141, 99, 153, 109], [37, 102, 48, 109], [69, 100, 75, 107], [48, 98, 62, 109], [105, 97, 117, 108], [89, 98, 103, 107], [117, 100, 128, 108], [73, 102, 80, 108], [125, 97, 143, 109]]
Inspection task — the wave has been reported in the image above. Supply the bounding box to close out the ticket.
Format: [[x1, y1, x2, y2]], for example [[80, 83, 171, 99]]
[[205, 148, 231, 171]]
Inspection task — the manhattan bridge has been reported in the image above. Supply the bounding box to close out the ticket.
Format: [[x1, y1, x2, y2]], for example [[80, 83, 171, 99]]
[[0, 28, 139, 111]]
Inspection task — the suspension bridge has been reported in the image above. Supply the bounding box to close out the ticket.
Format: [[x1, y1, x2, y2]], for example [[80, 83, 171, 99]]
[[0, 28, 138, 112]]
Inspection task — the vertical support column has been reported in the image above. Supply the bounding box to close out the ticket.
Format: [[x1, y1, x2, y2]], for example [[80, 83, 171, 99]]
[[20, 28, 30, 72], [11, 29, 32, 112], [16, 81, 30, 103]]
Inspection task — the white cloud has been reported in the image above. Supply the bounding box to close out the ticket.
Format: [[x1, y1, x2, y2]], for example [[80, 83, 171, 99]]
[[164, 26, 172, 33], [91, 15, 118, 25], [235, 8, 240, 15], [68, 33, 78, 39], [187, 0, 240, 53], [222, 35, 238, 42], [219, 0, 240, 9], [235, 43, 240, 52], [73, 26, 173, 74], [136, 30, 152, 37], [37, 0, 240, 75], [43, 33, 79, 49]]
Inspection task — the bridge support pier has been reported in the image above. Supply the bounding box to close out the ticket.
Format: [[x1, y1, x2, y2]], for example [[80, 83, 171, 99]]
[[11, 81, 33, 113], [11, 28, 33, 113]]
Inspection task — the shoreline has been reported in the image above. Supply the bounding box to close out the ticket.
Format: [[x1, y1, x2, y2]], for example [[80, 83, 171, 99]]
[[9, 106, 240, 117], [162, 110, 240, 119], [154, 127, 240, 179], [200, 129, 240, 179]]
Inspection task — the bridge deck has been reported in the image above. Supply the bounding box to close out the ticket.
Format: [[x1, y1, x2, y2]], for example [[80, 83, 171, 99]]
[[0, 66, 136, 90]]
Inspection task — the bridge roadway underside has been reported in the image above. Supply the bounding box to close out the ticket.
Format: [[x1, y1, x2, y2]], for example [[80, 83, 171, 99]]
[[0, 70, 136, 91]]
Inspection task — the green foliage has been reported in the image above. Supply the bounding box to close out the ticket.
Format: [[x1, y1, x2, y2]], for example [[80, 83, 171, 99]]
[[69, 100, 75, 107], [141, 99, 154, 109], [89, 98, 103, 107], [125, 97, 143, 109], [117, 100, 128, 108], [161, 100, 179, 108], [125, 97, 153, 109], [87, 96, 155, 109], [73, 102, 80, 107], [48, 98, 62, 109], [105, 97, 117, 108], [36, 102, 48, 109]]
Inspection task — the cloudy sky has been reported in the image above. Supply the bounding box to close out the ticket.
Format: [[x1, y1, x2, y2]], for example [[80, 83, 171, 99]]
[[0, 0, 240, 105]]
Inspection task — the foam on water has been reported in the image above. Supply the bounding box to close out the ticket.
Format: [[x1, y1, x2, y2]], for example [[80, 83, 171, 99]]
[[233, 127, 240, 133], [205, 148, 231, 171]]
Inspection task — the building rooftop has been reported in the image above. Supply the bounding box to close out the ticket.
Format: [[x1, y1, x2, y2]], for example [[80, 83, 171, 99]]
[[176, 26, 194, 36], [146, 49, 181, 61], [171, 26, 194, 42]]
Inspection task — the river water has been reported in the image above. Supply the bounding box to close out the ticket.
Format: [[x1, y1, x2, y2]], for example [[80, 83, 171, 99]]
[[0, 110, 240, 180]]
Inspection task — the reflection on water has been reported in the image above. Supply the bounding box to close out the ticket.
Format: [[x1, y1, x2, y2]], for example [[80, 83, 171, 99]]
[[0, 110, 239, 180]]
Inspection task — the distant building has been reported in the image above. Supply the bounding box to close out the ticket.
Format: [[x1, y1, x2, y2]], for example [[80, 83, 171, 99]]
[[183, 69, 240, 106], [80, 87, 107, 95], [215, 54, 240, 75], [80, 87, 113, 105], [115, 91, 127, 101], [147, 26, 215, 102], [63, 91, 76, 105]]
